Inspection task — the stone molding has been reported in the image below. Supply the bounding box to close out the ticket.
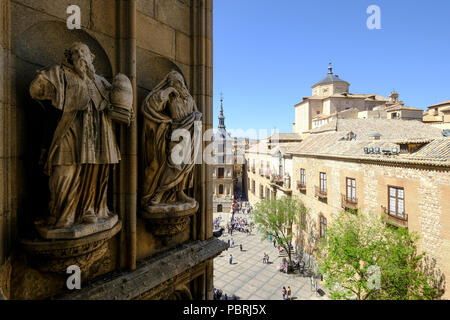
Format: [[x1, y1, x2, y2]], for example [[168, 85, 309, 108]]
[[59, 237, 227, 300]]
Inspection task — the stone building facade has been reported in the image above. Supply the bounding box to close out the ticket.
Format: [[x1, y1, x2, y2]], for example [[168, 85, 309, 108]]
[[0, 0, 226, 300], [423, 100, 450, 130], [286, 118, 450, 298], [245, 135, 301, 205]]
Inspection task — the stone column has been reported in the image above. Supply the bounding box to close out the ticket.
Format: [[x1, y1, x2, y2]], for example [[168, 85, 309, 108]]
[[0, 0, 11, 266], [113, 0, 138, 271], [192, 0, 213, 241], [0, 0, 12, 299], [205, 259, 213, 300]]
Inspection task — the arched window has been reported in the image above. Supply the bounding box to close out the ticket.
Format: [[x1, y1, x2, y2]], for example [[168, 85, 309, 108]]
[[217, 204, 223, 212]]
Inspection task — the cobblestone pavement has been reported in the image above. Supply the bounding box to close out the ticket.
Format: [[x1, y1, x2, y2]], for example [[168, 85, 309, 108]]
[[213, 220, 328, 300]]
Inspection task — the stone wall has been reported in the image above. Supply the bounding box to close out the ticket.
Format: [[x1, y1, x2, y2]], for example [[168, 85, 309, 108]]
[[291, 155, 450, 298], [0, 0, 218, 300]]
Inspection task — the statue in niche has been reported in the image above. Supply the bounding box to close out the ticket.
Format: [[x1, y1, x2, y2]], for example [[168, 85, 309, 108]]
[[29, 42, 133, 239], [284, 172, 291, 189], [141, 71, 202, 214]]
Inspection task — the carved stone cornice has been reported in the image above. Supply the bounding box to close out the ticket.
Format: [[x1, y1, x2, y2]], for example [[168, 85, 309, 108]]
[[58, 237, 227, 300]]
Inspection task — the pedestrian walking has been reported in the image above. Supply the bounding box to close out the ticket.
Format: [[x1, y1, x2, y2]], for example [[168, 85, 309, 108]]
[[231, 238, 234, 247], [263, 253, 266, 264], [282, 286, 287, 300], [229, 254, 233, 264], [240, 244, 243, 251], [287, 286, 292, 300]]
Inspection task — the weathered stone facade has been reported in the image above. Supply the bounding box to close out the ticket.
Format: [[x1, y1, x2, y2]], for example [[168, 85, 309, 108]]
[[289, 155, 450, 298], [0, 0, 222, 300]]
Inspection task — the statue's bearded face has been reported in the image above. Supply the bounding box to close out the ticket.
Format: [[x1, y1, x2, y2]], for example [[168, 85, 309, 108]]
[[70, 44, 96, 80], [169, 73, 189, 99]]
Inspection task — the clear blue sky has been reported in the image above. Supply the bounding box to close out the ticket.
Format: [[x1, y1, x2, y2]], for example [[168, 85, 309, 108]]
[[213, 0, 450, 136]]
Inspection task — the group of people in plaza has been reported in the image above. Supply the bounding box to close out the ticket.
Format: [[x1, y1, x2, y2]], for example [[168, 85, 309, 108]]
[[213, 215, 223, 230], [281, 286, 292, 300], [228, 216, 252, 235], [213, 288, 238, 300], [232, 192, 252, 214], [278, 258, 289, 273], [214, 197, 314, 300]]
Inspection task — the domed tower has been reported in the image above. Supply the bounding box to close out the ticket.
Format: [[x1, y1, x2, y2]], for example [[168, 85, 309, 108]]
[[311, 63, 350, 96]]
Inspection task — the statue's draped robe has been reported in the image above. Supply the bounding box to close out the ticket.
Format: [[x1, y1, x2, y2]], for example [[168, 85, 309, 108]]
[[32, 65, 120, 228], [141, 87, 202, 206]]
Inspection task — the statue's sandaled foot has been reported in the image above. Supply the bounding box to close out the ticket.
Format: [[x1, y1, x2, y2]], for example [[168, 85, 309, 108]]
[[150, 192, 164, 206], [177, 191, 196, 204], [82, 209, 98, 224]]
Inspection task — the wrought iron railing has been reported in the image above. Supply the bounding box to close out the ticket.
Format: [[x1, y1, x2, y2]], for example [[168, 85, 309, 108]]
[[315, 186, 327, 199], [381, 206, 408, 228], [297, 181, 306, 191], [341, 194, 358, 210]]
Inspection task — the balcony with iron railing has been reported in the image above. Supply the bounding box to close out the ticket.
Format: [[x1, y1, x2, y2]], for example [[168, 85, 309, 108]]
[[271, 175, 284, 187], [341, 194, 358, 210], [381, 206, 408, 228], [315, 186, 327, 199], [297, 181, 306, 192]]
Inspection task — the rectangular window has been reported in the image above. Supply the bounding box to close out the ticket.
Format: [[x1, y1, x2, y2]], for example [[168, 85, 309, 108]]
[[260, 185, 264, 199], [320, 172, 327, 193], [300, 168, 306, 185], [346, 178, 356, 202], [218, 167, 224, 179], [320, 216, 327, 239], [388, 186, 405, 219]]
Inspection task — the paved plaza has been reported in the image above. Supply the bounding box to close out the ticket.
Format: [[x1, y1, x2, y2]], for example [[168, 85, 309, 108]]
[[213, 216, 328, 300]]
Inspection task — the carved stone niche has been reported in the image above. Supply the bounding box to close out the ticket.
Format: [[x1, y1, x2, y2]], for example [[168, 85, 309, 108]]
[[20, 222, 121, 274], [15, 29, 130, 275]]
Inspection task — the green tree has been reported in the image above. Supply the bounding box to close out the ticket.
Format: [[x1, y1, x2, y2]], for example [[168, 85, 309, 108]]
[[317, 211, 445, 300], [251, 196, 308, 271]]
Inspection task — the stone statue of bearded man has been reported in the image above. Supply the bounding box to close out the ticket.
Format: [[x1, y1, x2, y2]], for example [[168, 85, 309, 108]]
[[29, 42, 132, 239], [141, 71, 202, 214]]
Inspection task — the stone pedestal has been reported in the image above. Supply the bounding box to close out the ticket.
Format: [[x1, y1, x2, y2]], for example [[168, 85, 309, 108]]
[[35, 215, 119, 240], [141, 201, 198, 244], [20, 221, 121, 274]]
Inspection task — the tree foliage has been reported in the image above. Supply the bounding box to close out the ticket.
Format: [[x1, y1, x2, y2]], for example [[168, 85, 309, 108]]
[[251, 196, 308, 270], [317, 211, 445, 300]]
